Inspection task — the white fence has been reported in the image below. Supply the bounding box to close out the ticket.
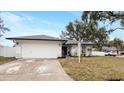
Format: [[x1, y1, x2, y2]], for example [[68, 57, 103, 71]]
[[0, 46, 17, 57], [91, 51, 105, 56]]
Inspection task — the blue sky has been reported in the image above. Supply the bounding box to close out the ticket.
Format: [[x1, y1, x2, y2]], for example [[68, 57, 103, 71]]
[[0, 11, 124, 46]]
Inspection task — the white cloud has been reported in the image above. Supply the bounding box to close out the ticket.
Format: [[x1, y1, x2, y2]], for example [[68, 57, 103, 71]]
[[0, 12, 60, 35], [0, 12, 61, 46], [26, 15, 64, 28], [0, 12, 24, 27]]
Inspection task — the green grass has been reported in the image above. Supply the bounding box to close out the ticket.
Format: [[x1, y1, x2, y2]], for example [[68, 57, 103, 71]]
[[59, 56, 124, 81], [0, 56, 16, 65]]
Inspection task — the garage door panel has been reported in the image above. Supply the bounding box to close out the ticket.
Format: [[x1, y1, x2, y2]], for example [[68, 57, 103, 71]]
[[22, 43, 59, 58]]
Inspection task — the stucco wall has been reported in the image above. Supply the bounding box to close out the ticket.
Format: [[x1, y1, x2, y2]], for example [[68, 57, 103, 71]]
[[69, 45, 93, 56], [15, 40, 62, 58], [70, 45, 81, 56]]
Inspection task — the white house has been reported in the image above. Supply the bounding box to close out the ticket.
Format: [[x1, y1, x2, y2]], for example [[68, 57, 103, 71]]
[[62, 40, 95, 57], [6, 35, 96, 59], [6, 35, 66, 59]]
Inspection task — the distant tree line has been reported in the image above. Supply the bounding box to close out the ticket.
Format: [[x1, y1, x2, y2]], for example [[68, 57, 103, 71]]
[[107, 38, 124, 52]]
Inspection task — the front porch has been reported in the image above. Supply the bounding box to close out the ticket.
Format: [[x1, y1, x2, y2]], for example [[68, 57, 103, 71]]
[[62, 44, 93, 57]]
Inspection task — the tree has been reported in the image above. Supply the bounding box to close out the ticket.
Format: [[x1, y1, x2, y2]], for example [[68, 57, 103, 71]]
[[94, 28, 109, 50], [82, 11, 124, 32], [61, 19, 109, 50], [61, 20, 89, 41], [0, 17, 10, 37], [61, 11, 124, 50], [109, 38, 124, 52]]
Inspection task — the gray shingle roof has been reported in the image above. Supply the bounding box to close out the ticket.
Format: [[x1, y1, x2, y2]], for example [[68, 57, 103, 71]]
[[6, 35, 66, 41], [65, 40, 95, 45]]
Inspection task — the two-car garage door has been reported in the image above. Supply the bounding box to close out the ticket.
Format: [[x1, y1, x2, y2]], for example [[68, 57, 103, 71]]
[[20, 41, 62, 58]]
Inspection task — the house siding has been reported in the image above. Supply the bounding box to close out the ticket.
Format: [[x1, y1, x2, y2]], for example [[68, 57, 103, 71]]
[[68, 45, 93, 56]]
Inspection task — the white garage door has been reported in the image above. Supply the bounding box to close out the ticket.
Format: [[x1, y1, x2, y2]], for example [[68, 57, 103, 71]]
[[21, 41, 61, 58]]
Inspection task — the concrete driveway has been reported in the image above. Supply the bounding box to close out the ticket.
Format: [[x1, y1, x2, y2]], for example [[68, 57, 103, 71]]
[[0, 59, 73, 81]]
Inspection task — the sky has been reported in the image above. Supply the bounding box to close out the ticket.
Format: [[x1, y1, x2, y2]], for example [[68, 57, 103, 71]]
[[0, 11, 124, 46]]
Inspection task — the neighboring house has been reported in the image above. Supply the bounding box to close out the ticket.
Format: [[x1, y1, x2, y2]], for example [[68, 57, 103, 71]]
[[62, 40, 95, 57], [0, 44, 17, 57], [6, 35, 66, 59]]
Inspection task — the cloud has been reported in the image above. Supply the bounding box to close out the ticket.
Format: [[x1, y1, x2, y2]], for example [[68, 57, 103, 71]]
[[0, 12, 60, 29], [0, 12, 61, 35], [24, 15, 64, 28], [0, 12, 24, 27], [0, 12, 61, 46]]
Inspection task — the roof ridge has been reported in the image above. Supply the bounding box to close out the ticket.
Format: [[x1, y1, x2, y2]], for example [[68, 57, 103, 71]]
[[6, 35, 66, 41], [8, 34, 59, 38]]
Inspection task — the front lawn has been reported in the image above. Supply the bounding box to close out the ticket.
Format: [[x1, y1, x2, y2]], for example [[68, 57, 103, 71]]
[[59, 56, 124, 81], [0, 56, 16, 65]]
